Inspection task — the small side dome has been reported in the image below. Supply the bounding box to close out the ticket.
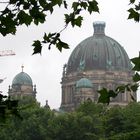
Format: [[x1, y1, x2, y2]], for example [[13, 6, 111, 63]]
[[76, 78, 93, 88], [12, 72, 33, 86]]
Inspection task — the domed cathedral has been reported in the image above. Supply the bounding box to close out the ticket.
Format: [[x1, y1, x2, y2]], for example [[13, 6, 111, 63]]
[[8, 65, 37, 99], [60, 21, 136, 112]]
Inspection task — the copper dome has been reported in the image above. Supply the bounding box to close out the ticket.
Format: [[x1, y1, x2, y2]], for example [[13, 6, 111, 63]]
[[66, 22, 132, 74]]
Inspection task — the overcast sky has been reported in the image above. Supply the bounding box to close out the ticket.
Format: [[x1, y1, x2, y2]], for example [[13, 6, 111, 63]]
[[0, 0, 140, 109]]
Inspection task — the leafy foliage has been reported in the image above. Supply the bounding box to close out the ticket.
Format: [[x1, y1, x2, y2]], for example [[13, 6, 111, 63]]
[[98, 88, 117, 104], [32, 32, 69, 54], [0, 0, 139, 53], [133, 72, 140, 82], [0, 0, 99, 54], [128, 0, 140, 22], [131, 53, 140, 71], [98, 84, 138, 105], [1, 102, 140, 139], [97, 52, 140, 105], [0, 94, 20, 123]]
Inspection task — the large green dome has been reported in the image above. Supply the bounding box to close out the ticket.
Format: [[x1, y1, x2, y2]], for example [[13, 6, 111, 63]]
[[67, 22, 132, 74], [12, 72, 33, 86]]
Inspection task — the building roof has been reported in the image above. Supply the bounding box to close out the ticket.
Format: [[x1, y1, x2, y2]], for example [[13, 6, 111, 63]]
[[12, 72, 33, 86], [76, 78, 93, 88], [66, 21, 132, 74]]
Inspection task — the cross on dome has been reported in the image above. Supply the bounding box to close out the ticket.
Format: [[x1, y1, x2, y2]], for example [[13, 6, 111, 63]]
[[21, 65, 24, 72]]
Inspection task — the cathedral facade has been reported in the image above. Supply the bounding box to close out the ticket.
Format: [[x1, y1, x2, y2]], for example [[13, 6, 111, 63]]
[[60, 21, 136, 111]]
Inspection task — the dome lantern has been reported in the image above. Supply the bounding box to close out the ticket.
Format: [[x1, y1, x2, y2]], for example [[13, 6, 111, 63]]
[[93, 21, 106, 35]]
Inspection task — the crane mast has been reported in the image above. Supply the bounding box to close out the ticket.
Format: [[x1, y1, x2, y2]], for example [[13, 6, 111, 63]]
[[0, 50, 16, 84], [0, 50, 15, 57]]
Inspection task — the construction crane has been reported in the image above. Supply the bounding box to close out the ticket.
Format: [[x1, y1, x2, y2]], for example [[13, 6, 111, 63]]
[[0, 50, 16, 84], [0, 50, 15, 57], [0, 77, 6, 84]]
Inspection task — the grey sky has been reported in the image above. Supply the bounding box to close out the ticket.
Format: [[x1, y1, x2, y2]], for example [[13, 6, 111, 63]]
[[0, 0, 140, 109]]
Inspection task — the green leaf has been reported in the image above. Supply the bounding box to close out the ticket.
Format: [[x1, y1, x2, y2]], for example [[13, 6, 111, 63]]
[[72, 2, 79, 11], [128, 8, 140, 22], [30, 0, 37, 5], [133, 72, 140, 82], [109, 90, 118, 98], [32, 40, 42, 54], [64, 14, 70, 24], [0, 94, 7, 102], [74, 16, 83, 27], [115, 85, 125, 93], [88, 0, 99, 14], [44, 3, 54, 13], [56, 0, 63, 7], [23, 2, 30, 10], [0, 27, 7, 36], [39, 0, 47, 8], [130, 84, 139, 92], [48, 32, 57, 38], [81, 2, 88, 10], [98, 88, 110, 104], [9, 0, 17, 4], [17, 11, 32, 26], [130, 0, 135, 4], [135, 3, 140, 10], [29, 7, 46, 25], [75, 9, 82, 15], [0, 14, 17, 35], [56, 40, 69, 52], [43, 33, 50, 42], [131, 55, 140, 71], [65, 13, 75, 26], [1, 8, 10, 15]]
